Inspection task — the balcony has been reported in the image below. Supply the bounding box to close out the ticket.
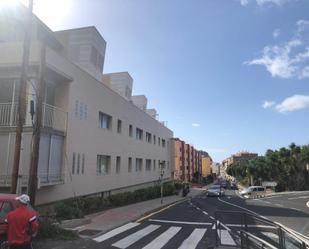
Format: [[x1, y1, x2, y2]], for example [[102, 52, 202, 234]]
[[0, 102, 67, 133], [0, 173, 64, 188]]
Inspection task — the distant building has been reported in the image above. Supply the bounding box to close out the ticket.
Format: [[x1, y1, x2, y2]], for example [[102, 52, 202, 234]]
[[222, 151, 258, 169], [171, 138, 201, 182], [200, 151, 212, 177]]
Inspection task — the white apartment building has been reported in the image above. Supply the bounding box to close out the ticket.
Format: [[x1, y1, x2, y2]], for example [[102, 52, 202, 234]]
[[0, 5, 173, 205]]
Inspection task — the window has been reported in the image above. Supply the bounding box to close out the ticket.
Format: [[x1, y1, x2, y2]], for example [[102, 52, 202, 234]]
[[81, 154, 85, 174], [0, 202, 12, 220], [79, 102, 84, 120], [158, 137, 161, 146], [129, 125, 133, 137], [128, 157, 132, 172], [153, 160, 156, 171], [162, 139, 166, 148], [97, 155, 111, 175], [77, 153, 80, 174], [153, 135, 156, 145], [136, 128, 143, 140], [116, 156, 121, 174], [99, 112, 112, 129], [75, 100, 79, 117], [136, 158, 143, 172], [167, 161, 170, 169], [84, 105, 88, 120], [117, 120, 122, 133], [146, 159, 152, 171], [146, 132, 152, 143], [72, 152, 76, 174]]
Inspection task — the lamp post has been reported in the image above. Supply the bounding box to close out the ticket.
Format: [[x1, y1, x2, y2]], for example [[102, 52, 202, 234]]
[[159, 161, 165, 204]]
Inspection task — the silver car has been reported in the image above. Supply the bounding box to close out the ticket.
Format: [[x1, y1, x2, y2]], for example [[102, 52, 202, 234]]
[[206, 185, 225, 197]]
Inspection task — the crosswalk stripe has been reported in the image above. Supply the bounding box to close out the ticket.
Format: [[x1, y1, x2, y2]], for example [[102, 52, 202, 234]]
[[178, 228, 207, 249], [112, 224, 160, 249], [218, 229, 236, 246], [142, 226, 182, 249], [93, 222, 140, 242]]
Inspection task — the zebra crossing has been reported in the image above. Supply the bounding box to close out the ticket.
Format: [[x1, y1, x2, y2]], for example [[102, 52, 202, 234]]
[[91, 221, 238, 248]]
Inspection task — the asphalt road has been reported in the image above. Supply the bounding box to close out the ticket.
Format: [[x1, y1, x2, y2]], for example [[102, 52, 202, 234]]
[[89, 189, 309, 249]]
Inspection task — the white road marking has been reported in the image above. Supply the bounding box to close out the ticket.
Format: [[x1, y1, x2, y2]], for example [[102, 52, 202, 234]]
[[203, 211, 208, 215], [112, 224, 160, 249], [209, 216, 215, 220], [218, 197, 309, 242], [212, 224, 216, 229], [93, 222, 140, 243], [288, 196, 309, 200], [275, 203, 284, 207], [224, 224, 276, 229], [307, 201, 309, 208], [142, 226, 181, 249], [178, 228, 207, 249], [148, 219, 212, 226], [218, 230, 236, 246]]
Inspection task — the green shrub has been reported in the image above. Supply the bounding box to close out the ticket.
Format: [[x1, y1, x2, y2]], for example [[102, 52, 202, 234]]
[[54, 202, 83, 220], [37, 219, 77, 240]]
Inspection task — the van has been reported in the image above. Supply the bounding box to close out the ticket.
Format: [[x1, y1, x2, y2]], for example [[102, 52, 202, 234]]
[[240, 186, 265, 198]]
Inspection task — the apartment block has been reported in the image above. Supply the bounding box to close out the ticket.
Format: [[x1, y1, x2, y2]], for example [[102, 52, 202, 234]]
[[200, 151, 212, 177], [0, 5, 173, 205], [222, 151, 258, 169], [171, 138, 201, 182]]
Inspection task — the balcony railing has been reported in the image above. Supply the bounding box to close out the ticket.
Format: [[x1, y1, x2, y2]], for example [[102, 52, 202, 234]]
[[0, 174, 64, 187], [0, 102, 67, 133]]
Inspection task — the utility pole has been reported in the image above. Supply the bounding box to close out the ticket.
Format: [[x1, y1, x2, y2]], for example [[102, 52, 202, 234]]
[[28, 41, 46, 206], [11, 0, 34, 194], [159, 161, 165, 204]]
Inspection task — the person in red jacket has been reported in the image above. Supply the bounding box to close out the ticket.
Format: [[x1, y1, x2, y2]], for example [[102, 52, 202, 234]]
[[5, 194, 39, 249]]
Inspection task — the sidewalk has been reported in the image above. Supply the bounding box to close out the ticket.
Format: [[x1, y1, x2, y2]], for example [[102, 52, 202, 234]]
[[66, 187, 205, 237]]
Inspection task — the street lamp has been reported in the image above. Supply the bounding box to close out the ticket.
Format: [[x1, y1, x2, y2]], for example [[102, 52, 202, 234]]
[[159, 161, 165, 204]]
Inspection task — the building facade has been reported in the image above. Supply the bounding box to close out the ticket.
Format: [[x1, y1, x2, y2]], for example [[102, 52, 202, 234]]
[[222, 151, 258, 169], [200, 151, 212, 178], [171, 138, 201, 182], [0, 5, 173, 205]]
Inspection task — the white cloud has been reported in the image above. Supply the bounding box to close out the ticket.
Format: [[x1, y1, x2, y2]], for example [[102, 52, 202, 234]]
[[275, 95, 309, 113], [256, 0, 296, 5], [239, 0, 249, 6], [245, 20, 309, 79], [239, 0, 299, 6], [192, 123, 200, 127], [262, 101, 276, 109], [273, 29, 280, 38], [301, 66, 309, 78]]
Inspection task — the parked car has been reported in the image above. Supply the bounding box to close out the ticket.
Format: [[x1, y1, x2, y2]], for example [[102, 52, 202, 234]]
[[220, 181, 228, 189], [240, 186, 265, 198], [0, 194, 37, 242], [231, 182, 238, 190], [206, 185, 225, 197]]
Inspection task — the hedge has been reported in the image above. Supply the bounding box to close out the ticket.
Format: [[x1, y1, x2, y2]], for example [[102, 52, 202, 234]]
[[55, 183, 176, 220]]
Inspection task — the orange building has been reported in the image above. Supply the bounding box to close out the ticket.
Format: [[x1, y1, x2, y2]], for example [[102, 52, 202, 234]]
[[171, 138, 201, 182]]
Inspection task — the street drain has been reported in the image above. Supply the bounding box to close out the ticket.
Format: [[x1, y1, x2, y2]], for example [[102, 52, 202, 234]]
[[79, 229, 101, 236]]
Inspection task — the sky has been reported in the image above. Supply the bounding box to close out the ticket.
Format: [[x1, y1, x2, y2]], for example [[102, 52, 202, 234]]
[[30, 0, 309, 162]]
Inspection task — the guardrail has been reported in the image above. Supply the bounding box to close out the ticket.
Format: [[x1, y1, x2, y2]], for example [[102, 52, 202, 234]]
[[215, 210, 309, 249]]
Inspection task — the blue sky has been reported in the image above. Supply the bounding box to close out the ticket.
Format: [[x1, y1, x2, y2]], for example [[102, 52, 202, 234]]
[[32, 0, 309, 162]]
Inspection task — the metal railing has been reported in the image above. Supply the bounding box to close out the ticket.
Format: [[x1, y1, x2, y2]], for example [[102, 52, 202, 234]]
[[42, 103, 67, 132], [0, 102, 18, 126], [215, 210, 309, 249], [0, 174, 64, 187], [0, 102, 67, 132]]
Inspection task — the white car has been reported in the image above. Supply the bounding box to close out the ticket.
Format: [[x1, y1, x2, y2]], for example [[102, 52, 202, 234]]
[[240, 186, 265, 197]]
